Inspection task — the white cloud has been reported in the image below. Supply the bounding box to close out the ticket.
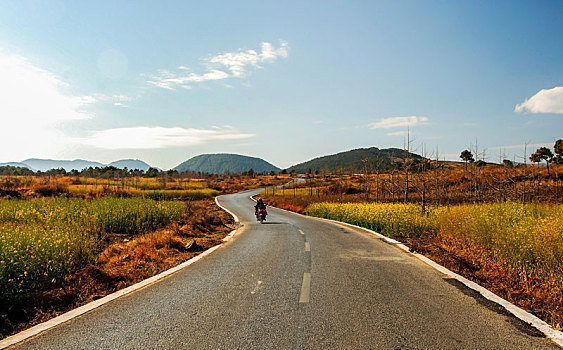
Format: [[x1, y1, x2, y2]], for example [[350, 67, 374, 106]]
[[76, 126, 255, 149], [146, 40, 289, 90], [387, 130, 407, 136], [209, 40, 288, 77], [368, 116, 429, 129], [147, 69, 230, 90], [515, 86, 563, 114], [259, 41, 289, 61], [208, 50, 260, 78], [0, 50, 94, 161], [88, 93, 134, 107]]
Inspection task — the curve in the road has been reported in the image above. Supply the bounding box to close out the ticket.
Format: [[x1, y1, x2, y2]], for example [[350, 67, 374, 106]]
[[0, 195, 243, 350], [4, 189, 561, 349]]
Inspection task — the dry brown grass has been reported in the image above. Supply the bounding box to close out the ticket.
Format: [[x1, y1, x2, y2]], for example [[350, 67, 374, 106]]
[[0, 199, 234, 339], [261, 163, 563, 206], [208, 174, 290, 194], [0, 174, 292, 199]]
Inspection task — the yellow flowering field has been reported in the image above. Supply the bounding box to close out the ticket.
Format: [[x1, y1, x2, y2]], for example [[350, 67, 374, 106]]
[[306, 202, 563, 281], [307, 202, 442, 237], [67, 184, 217, 199], [0, 197, 183, 301]]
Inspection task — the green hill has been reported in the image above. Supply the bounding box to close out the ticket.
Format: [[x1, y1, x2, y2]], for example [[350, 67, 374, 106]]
[[287, 147, 422, 173], [174, 154, 280, 174], [109, 159, 153, 171]]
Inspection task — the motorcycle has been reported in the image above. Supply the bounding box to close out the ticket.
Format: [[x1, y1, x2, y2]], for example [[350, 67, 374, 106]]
[[256, 208, 267, 224]]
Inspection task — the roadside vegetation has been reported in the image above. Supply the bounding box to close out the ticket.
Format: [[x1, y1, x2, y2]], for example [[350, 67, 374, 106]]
[[0, 197, 183, 301], [0, 167, 288, 339], [306, 201, 563, 328], [261, 141, 563, 329], [307, 201, 563, 283]]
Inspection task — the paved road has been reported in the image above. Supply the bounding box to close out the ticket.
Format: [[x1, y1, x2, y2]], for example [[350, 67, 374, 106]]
[[11, 190, 559, 349]]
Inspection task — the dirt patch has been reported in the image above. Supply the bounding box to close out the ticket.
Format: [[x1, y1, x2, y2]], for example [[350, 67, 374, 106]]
[[0, 199, 235, 339], [261, 198, 306, 214]]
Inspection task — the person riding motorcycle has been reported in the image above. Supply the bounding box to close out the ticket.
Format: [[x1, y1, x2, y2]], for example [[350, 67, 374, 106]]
[[254, 198, 266, 214]]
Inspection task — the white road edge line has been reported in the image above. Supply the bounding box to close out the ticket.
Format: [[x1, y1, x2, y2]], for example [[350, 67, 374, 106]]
[[263, 202, 563, 348], [216, 196, 239, 223], [299, 272, 311, 303], [304, 242, 311, 252], [0, 196, 243, 350]]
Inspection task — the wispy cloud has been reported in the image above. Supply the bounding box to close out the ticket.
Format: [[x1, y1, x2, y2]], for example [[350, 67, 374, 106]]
[[146, 41, 289, 90], [0, 50, 94, 161], [515, 86, 563, 114], [208, 41, 289, 77], [76, 126, 255, 149], [369, 116, 429, 129], [92, 93, 134, 107], [386, 130, 407, 136], [147, 69, 230, 90], [0, 51, 93, 123]]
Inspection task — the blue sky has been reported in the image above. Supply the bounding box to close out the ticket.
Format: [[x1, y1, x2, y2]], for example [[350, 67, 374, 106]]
[[0, 0, 561, 169]]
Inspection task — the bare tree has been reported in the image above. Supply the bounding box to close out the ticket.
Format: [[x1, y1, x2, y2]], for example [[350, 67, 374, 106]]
[[420, 144, 428, 214], [404, 128, 411, 203], [362, 158, 372, 201]]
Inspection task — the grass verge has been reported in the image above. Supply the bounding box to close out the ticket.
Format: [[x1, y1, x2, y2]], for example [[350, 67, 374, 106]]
[[0, 198, 234, 339], [304, 201, 563, 330]]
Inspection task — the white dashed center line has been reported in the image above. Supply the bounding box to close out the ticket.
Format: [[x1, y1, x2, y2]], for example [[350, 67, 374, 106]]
[[299, 272, 311, 303]]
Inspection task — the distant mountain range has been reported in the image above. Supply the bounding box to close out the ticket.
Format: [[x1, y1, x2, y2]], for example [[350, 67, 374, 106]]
[[0, 162, 37, 171], [1, 147, 423, 174], [0, 158, 153, 172], [174, 154, 280, 174], [286, 147, 422, 173]]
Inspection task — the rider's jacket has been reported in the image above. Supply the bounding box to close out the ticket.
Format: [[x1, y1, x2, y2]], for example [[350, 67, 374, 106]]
[[255, 199, 266, 211]]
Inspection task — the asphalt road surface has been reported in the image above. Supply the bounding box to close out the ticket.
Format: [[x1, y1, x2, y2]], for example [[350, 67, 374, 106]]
[[11, 190, 559, 349]]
